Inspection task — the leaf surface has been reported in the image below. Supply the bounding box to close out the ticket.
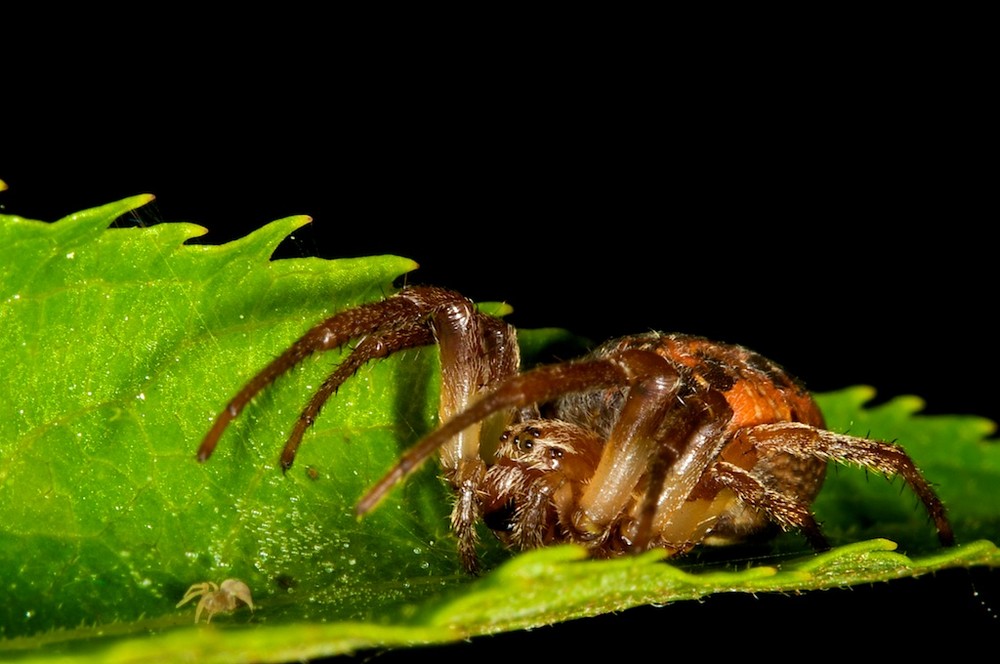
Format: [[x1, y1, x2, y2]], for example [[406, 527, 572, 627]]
[[1, 198, 997, 663]]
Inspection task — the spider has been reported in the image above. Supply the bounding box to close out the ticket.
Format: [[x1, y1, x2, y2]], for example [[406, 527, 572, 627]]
[[197, 286, 954, 573], [176, 578, 254, 624]]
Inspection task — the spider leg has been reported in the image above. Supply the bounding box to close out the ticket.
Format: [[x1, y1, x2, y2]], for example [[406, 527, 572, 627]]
[[743, 422, 955, 546], [279, 325, 435, 470], [422, 293, 520, 573], [176, 582, 214, 608], [571, 350, 687, 542], [707, 460, 830, 550], [631, 389, 733, 552], [197, 290, 438, 462], [512, 487, 553, 550], [196, 599, 208, 624]]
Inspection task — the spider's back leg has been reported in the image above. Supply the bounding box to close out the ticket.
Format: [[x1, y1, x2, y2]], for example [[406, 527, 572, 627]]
[[736, 422, 954, 547]]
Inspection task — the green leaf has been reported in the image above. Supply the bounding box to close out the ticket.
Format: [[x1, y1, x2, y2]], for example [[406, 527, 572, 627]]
[[1, 198, 998, 663]]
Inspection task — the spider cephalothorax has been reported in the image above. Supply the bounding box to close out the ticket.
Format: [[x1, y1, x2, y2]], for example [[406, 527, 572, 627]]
[[197, 286, 954, 573]]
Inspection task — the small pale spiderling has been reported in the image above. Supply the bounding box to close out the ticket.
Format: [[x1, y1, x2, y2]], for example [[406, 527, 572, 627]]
[[177, 578, 254, 623]]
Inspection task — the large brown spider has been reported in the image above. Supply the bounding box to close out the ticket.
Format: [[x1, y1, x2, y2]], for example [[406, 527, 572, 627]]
[[197, 286, 954, 573]]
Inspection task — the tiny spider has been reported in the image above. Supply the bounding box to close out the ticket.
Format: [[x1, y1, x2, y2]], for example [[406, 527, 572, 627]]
[[197, 286, 954, 573], [176, 579, 254, 624]]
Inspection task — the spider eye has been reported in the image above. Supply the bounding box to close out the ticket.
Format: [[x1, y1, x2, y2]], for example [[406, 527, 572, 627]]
[[515, 436, 533, 451]]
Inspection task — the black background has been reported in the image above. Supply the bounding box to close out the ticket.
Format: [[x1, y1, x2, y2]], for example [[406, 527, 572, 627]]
[[3, 31, 996, 658]]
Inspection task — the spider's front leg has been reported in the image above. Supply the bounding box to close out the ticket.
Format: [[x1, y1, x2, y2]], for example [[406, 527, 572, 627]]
[[196, 286, 521, 574], [427, 292, 521, 572], [197, 288, 441, 465]]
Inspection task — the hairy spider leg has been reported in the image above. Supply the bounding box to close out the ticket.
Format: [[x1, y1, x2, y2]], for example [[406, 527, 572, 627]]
[[279, 326, 436, 469], [733, 422, 955, 546], [418, 289, 521, 572], [197, 291, 437, 464], [278, 286, 520, 484], [629, 388, 734, 552], [197, 287, 507, 464], [706, 460, 830, 550], [566, 350, 684, 544]]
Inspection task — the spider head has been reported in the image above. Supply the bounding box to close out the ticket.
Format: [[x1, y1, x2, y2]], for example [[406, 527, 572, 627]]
[[493, 420, 602, 475]]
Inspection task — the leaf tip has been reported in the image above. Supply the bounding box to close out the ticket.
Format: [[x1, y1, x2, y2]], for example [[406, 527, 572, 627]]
[[852, 384, 878, 402], [113, 193, 157, 215], [283, 214, 314, 233]]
